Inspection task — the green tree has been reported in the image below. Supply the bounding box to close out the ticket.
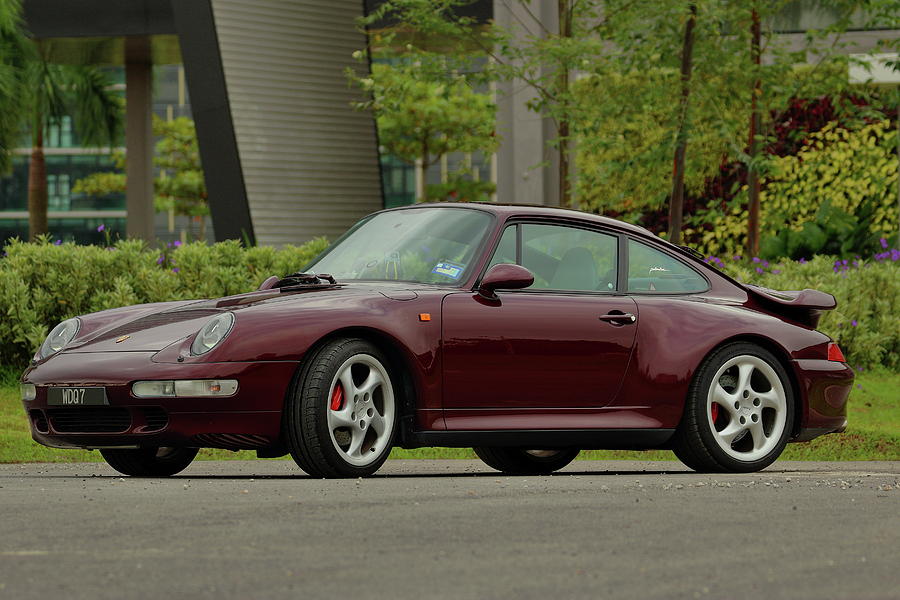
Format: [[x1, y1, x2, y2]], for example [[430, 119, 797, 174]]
[[0, 0, 27, 175], [13, 42, 122, 240], [350, 59, 498, 201], [73, 117, 209, 240]]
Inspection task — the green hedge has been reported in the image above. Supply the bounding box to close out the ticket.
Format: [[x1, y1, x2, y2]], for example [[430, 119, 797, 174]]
[[1, 237, 897, 372], [0, 237, 328, 369], [709, 252, 900, 371]]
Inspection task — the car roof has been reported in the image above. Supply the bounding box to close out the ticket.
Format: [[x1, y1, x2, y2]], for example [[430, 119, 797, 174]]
[[382, 201, 656, 239]]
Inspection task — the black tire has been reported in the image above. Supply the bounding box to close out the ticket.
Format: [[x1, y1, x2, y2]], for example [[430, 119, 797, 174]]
[[285, 338, 398, 478], [672, 342, 794, 473], [100, 447, 198, 477], [474, 447, 579, 475]]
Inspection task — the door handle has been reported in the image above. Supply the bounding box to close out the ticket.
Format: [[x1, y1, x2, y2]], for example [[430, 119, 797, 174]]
[[599, 312, 636, 324]]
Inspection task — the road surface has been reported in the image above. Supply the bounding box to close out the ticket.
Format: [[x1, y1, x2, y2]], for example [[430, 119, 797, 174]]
[[1, 460, 897, 599]]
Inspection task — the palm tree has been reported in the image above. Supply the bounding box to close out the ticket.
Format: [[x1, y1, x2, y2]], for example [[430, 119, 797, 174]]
[[24, 44, 122, 240], [0, 0, 27, 175], [0, 0, 122, 240]]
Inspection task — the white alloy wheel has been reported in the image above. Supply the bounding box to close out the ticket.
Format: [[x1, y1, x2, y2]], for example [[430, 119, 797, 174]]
[[326, 354, 396, 467], [706, 354, 787, 462]]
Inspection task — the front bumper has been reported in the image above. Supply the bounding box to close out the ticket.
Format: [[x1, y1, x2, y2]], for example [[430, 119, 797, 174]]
[[791, 358, 854, 442], [21, 351, 298, 450]]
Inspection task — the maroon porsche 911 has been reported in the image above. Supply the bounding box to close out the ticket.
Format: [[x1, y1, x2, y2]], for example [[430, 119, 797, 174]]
[[20, 203, 853, 477]]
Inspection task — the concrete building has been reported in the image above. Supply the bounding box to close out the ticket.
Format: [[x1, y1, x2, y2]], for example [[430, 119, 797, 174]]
[[3, 0, 896, 246]]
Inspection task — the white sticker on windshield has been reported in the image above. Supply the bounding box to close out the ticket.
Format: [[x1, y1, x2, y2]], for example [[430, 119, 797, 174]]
[[432, 261, 465, 280]]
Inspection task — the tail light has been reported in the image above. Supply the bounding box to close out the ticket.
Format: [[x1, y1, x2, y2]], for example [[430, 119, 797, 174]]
[[827, 342, 846, 362]]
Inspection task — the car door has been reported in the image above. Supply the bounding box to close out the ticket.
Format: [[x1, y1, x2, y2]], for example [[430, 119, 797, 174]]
[[441, 222, 637, 415]]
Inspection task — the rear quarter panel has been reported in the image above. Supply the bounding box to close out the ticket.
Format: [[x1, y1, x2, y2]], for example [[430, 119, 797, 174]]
[[615, 294, 832, 430]]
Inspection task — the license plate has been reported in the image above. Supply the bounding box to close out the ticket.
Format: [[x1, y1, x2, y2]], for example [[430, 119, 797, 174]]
[[47, 387, 109, 406]]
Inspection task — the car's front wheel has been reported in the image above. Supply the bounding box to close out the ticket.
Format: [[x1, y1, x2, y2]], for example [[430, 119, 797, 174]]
[[672, 342, 794, 473], [474, 447, 579, 474], [100, 447, 198, 477], [286, 338, 397, 478]]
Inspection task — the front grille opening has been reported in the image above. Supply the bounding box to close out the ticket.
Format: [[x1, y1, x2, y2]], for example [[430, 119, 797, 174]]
[[30, 410, 49, 433], [48, 407, 131, 433], [140, 407, 168, 432]]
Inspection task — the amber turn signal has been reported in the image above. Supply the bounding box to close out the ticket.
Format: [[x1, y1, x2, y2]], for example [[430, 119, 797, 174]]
[[418, 313, 431, 322]]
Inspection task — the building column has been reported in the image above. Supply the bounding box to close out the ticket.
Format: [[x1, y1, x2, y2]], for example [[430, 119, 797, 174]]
[[125, 36, 155, 241], [492, 0, 559, 206]]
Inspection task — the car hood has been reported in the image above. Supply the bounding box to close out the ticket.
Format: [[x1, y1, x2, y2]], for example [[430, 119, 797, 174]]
[[63, 283, 433, 353]]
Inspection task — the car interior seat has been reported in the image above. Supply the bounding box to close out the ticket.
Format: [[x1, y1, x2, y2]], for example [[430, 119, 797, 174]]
[[550, 247, 597, 291]]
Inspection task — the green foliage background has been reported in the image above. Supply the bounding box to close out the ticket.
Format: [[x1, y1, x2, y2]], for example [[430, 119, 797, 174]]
[[689, 119, 899, 259], [718, 255, 900, 371], [0, 237, 328, 369]]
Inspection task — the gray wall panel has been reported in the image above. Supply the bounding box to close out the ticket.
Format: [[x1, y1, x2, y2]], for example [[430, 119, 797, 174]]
[[211, 0, 382, 247]]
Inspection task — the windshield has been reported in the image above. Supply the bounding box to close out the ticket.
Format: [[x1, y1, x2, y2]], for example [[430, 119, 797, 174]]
[[305, 207, 493, 284]]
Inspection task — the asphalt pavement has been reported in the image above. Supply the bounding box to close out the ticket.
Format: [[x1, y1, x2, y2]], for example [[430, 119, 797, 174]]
[[1, 459, 898, 600]]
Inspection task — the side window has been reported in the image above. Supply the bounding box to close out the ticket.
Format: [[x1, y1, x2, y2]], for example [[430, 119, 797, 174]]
[[486, 225, 517, 270], [521, 224, 617, 292], [627, 239, 708, 293]]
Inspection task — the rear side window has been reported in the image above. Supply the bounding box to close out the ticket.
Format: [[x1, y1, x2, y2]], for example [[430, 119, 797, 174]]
[[627, 239, 708, 293]]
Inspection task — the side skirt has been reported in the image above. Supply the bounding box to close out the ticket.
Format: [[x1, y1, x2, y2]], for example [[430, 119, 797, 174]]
[[403, 429, 675, 450]]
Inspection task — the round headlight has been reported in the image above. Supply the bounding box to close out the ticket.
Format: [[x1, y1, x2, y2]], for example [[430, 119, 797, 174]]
[[191, 312, 235, 356], [39, 318, 80, 359]]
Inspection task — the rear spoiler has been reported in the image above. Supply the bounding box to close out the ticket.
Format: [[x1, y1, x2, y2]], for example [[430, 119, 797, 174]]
[[744, 284, 836, 329]]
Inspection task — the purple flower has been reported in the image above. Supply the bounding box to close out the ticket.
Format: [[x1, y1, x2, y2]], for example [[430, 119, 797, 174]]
[[851, 320, 858, 327], [841, 259, 848, 266], [755, 267, 764, 274], [97, 224, 105, 233], [772, 269, 781, 274], [54, 239, 62, 245], [752, 257, 761, 263], [732, 254, 742, 261], [892, 249, 900, 261], [856, 383, 862, 389], [762, 260, 769, 268], [157, 256, 164, 264], [173, 240, 182, 247], [798, 257, 807, 264], [880, 238, 889, 249], [172, 267, 180, 273]]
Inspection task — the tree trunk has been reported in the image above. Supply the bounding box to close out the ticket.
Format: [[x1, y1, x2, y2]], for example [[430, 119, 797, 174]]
[[28, 119, 48, 241], [417, 136, 429, 202], [746, 7, 762, 256], [667, 3, 697, 246], [557, 0, 572, 208]]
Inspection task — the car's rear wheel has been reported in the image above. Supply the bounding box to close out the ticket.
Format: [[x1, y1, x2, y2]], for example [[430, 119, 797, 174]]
[[286, 338, 397, 478], [672, 342, 794, 473], [100, 447, 198, 477], [474, 447, 579, 474]]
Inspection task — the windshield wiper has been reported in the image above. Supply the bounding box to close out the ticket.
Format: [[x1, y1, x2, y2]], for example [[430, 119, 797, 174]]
[[275, 272, 338, 289]]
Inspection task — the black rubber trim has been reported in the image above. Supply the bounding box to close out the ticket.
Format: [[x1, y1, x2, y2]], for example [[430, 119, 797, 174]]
[[792, 427, 842, 443], [405, 428, 675, 450]]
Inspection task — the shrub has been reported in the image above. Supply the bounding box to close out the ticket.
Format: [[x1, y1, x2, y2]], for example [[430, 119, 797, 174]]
[[706, 247, 900, 371], [0, 237, 328, 369], [690, 119, 898, 259]]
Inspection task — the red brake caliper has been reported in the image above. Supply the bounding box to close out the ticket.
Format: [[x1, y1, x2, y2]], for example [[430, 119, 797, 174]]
[[330, 383, 344, 411], [710, 402, 720, 424]]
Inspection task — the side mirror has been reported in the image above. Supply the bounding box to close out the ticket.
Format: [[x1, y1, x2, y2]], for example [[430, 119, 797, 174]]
[[478, 264, 534, 298]]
